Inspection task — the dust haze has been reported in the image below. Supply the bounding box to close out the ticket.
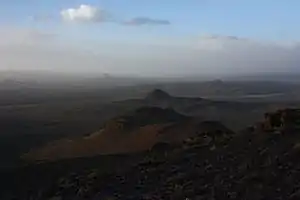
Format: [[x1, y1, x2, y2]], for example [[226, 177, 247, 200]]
[[1, 28, 300, 77]]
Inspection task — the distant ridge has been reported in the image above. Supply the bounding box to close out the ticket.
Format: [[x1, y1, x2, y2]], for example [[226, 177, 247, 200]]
[[22, 106, 233, 161], [105, 106, 187, 131], [145, 89, 172, 101]]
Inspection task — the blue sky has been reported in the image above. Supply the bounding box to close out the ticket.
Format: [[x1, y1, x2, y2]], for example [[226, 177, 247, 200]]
[[0, 1, 300, 76], [1, 0, 300, 41]]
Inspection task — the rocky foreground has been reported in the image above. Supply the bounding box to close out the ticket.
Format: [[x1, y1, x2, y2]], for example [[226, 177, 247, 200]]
[[1, 108, 300, 200]]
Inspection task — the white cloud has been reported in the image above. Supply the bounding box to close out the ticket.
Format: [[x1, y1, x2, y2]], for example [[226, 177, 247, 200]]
[[59, 4, 170, 25], [60, 4, 110, 22]]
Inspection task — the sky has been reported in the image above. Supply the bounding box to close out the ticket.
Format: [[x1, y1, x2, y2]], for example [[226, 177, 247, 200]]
[[0, 0, 300, 77]]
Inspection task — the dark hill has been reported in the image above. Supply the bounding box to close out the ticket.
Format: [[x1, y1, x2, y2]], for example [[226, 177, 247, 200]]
[[23, 107, 226, 161], [110, 107, 187, 131], [3, 108, 300, 200], [145, 89, 172, 101], [113, 88, 290, 131]]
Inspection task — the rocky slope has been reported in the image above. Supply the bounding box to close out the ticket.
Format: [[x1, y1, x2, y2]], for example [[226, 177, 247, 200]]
[[23, 107, 229, 161], [2, 108, 300, 199]]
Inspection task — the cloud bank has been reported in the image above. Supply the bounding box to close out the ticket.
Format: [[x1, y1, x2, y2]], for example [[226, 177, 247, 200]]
[[0, 28, 300, 77]]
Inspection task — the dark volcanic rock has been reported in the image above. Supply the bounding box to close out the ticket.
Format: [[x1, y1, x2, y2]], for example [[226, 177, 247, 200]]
[[258, 109, 300, 133], [2, 109, 300, 200], [150, 142, 172, 152]]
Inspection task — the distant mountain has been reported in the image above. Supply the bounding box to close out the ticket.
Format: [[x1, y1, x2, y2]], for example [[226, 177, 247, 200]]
[[227, 72, 300, 83], [111, 89, 294, 130], [145, 89, 172, 101], [1, 87, 287, 168], [22, 106, 233, 162], [24, 88, 287, 162], [2, 88, 296, 167]]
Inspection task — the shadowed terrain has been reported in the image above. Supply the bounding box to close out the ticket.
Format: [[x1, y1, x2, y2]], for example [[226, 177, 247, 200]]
[[1, 108, 300, 199], [1, 83, 300, 168], [1, 78, 300, 199], [23, 107, 233, 161], [22, 88, 293, 162]]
